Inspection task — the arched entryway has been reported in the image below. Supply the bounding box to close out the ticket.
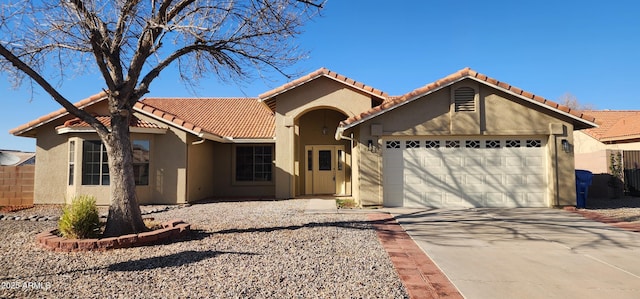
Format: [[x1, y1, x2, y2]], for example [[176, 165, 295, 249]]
[[296, 108, 351, 196]]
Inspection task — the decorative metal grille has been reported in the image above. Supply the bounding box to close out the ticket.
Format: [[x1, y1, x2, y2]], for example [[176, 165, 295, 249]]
[[406, 140, 420, 148], [486, 140, 501, 148], [526, 140, 542, 148], [445, 140, 460, 148], [506, 140, 521, 148], [425, 140, 440, 148], [465, 140, 480, 148], [386, 140, 400, 149]]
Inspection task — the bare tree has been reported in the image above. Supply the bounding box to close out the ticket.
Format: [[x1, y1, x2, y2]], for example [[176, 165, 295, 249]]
[[558, 92, 595, 111], [0, 0, 323, 236]]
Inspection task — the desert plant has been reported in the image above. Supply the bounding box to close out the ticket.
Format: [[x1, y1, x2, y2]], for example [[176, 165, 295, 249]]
[[58, 195, 101, 239], [609, 152, 624, 186]]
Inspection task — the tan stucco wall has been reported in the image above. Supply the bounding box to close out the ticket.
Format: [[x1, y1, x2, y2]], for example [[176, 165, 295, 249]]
[[209, 143, 276, 198], [186, 136, 215, 202], [355, 79, 579, 207], [33, 121, 73, 204], [273, 76, 377, 198], [573, 131, 640, 174]]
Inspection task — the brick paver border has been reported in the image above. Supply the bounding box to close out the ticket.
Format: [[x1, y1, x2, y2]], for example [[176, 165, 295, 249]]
[[35, 219, 191, 252], [367, 214, 463, 299]]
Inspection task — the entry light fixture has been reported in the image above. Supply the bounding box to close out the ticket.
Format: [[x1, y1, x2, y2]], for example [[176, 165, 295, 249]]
[[367, 139, 373, 151], [322, 126, 328, 135], [561, 139, 571, 153]]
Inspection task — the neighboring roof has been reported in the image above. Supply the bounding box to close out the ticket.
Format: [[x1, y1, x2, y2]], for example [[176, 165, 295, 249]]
[[135, 98, 275, 140], [0, 150, 35, 166], [339, 67, 598, 130], [10, 92, 108, 137], [580, 111, 640, 142], [258, 68, 388, 111]]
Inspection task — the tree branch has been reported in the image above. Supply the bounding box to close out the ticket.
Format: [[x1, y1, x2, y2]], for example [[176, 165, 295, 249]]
[[0, 43, 110, 137]]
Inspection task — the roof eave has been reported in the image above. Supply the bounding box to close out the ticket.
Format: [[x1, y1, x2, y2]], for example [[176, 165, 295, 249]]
[[10, 95, 108, 137], [259, 73, 387, 103], [339, 77, 466, 131], [340, 75, 598, 131], [469, 76, 598, 129], [222, 137, 275, 143], [56, 127, 168, 135]]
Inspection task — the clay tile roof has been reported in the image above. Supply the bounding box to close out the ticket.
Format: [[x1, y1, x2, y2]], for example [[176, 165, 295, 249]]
[[580, 110, 640, 141], [258, 68, 388, 111], [56, 115, 163, 130], [340, 67, 598, 128], [10, 91, 108, 136], [135, 98, 275, 139]]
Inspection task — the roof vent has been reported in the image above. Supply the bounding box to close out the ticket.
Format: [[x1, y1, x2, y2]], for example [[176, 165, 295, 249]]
[[454, 87, 475, 112]]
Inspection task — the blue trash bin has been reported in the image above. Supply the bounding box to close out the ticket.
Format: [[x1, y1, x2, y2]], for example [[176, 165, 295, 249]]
[[575, 170, 593, 208]]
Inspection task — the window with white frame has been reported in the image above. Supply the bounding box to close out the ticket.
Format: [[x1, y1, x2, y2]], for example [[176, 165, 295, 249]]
[[235, 145, 273, 182], [68, 141, 75, 185], [81, 139, 150, 186], [82, 140, 109, 185], [132, 140, 150, 185]]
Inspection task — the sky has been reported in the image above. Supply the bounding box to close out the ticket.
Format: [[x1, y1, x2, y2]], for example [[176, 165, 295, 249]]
[[2, 0, 640, 152]]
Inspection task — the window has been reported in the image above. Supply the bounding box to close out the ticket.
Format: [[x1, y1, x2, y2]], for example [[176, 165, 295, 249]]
[[132, 140, 150, 185], [236, 145, 273, 182], [318, 150, 332, 171], [68, 141, 75, 185], [465, 140, 480, 148], [425, 140, 440, 148], [446, 140, 460, 148], [454, 87, 476, 112], [386, 141, 400, 149], [506, 140, 521, 148], [406, 140, 420, 148], [486, 140, 501, 148], [526, 140, 542, 148], [82, 141, 109, 185]]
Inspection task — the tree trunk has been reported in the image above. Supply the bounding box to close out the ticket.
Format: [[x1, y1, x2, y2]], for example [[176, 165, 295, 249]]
[[102, 111, 147, 237]]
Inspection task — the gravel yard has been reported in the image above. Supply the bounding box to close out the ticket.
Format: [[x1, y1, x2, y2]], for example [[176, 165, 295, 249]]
[[582, 196, 640, 223], [0, 200, 408, 298]]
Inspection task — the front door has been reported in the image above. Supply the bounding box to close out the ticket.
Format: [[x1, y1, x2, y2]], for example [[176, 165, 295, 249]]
[[305, 145, 345, 195]]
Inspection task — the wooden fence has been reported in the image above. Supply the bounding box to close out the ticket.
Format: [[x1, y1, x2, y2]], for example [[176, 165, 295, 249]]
[[624, 151, 640, 196], [0, 165, 35, 206]]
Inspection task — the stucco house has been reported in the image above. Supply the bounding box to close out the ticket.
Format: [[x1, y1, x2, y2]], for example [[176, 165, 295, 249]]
[[574, 111, 640, 197], [11, 67, 597, 208]]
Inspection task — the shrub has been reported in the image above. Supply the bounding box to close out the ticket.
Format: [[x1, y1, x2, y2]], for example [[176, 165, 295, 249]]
[[58, 195, 101, 239]]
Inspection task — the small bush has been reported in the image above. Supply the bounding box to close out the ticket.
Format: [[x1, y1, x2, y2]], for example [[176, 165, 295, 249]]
[[58, 195, 101, 239], [143, 218, 162, 231]]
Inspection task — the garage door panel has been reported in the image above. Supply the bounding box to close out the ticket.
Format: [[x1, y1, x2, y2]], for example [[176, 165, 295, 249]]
[[383, 137, 547, 208], [526, 156, 543, 166]]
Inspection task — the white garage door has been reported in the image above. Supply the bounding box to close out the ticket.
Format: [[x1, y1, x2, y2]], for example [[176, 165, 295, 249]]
[[383, 138, 547, 208]]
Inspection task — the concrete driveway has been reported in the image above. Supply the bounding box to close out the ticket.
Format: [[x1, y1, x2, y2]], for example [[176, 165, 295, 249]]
[[386, 208, 640, 299]]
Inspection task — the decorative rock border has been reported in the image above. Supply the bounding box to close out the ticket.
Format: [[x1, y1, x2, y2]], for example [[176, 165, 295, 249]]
[[0, 204, 190, 222], [0, 214, 59, 222], [35, 219, 191, 252]]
